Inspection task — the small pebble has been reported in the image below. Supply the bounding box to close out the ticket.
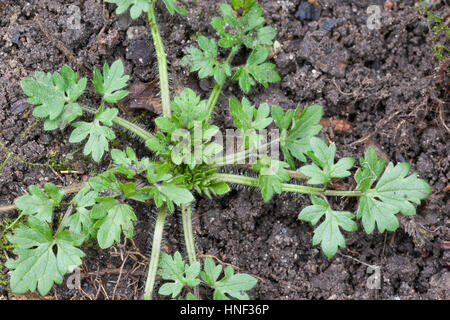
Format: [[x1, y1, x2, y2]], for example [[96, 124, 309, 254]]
[[126, 39, 154, 65], [295, 2, 321, 21], [11, 30, 20, 45], [10, 99, 30, 115]]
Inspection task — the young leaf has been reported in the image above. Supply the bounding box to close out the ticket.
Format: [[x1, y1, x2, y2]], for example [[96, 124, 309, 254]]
[[6, 217, 85, 296], [89, 171, 121, 194], [355, 147, 386, 192], [69, 106, 118, 162], [169, 88, 209, 129], [96, 203, 137, 249], [111, 147, 150, 176], [229, 97, 273, 149], [21, 67, 86, 129], [357, 162, 432, 234], [298, 195, 357, 258], [208, 182, 230, 196], [213, 267, 258, 300], [162, 0, 187, 16], [231, 0, 243, 9], [93, 60, 129, 103], [232, 46, 280, 93], [181, 37, 230, 85], [158, 252, 201, 299], [200, 257, 257, 300], [219, 3, 238, 28], [14, 184, 64, 223], [66, 187, 98, 236], [43, 103, 83, 131], [66, 207, 93, 236], [241, 2, 264, 33], [278, 105, 323, 167], [299, 137, 354, 185], [256, 26, 277, 46], [105, 0, 149, 19], [157, 184, 195, 206], [253, 156, 290, 202]]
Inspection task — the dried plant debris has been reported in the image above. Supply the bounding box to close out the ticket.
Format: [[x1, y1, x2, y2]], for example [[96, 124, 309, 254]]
[[125, 80, 162, 114]]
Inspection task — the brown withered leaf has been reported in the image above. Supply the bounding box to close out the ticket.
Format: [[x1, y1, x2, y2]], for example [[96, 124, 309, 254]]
[[125, 80, 162, 114]]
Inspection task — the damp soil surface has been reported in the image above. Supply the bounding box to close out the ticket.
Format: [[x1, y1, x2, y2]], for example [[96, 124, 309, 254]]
[[0, 0, 449, 300]]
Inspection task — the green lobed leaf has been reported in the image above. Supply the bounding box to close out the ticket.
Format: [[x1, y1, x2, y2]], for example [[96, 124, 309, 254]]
[[105, 0, 149, 19], [299, 137, 354, 185], [253, 156, 290, 202], [200, 257, 257, 300], [229, 97, 273, 149], [162, 0, 187, 15], [157, 184, 195, 206], [299, 195, 357, 258], [96, 203, 137, 249], [357, 162, 432, 234], [158, 252, 201, 299], [232, 46, 280, 93], [279, 105, 323, 167], [93, 60, 129, 103], [181, 36, 230, 84], [14, 183, 64, 223], [355, 147, 386, 192], [169, 88, 209, 129], [21, 66, 86, 128], [69, 107, 117, 162], [6, 217, 85, 296]]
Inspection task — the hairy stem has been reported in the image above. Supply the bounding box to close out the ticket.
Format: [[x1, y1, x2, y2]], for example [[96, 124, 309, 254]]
[[181, 202, 199, 298], [144, 205, 168, 300], [81, 105, 154, 141], [181, 203, 196, 265], [212, 173, 363, 197], [227, 164, 308, 180], [205, 46, 241, 121], [147, 3, 171, 118]]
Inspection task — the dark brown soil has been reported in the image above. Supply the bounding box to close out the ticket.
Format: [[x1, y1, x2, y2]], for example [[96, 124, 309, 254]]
[[0, 0, 449, 300]]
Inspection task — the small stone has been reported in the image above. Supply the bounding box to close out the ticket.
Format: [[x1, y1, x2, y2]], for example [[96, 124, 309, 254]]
[[295, 2, 321, 21], [298, 33, 349, 78], [10, 99, 30, 116], [126, 39, 154, 65]]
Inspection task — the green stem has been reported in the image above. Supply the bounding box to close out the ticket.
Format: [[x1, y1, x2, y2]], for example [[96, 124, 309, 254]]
[[80, 105, 154, 141], [206, 46, 241, 121], [227, 164, 308, 180], [144, 205, 168, 300], [181, 202, 199, 299], [147, 2, 171, 118], [212, 173, 363, 197], [181, 203, 196, 265], [205, 83, 224, 121]]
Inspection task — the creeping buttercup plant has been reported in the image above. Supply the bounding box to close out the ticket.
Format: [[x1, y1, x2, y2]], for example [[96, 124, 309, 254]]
[[3, 0, 431, 299]]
